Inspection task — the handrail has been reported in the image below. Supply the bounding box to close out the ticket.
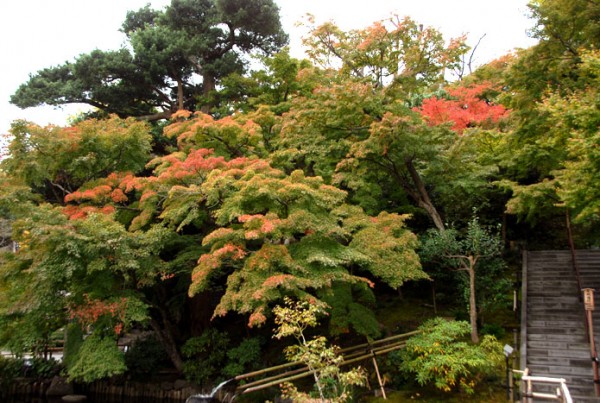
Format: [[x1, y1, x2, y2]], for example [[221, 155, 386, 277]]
[[234, 330, 419, 382], [235, 331, 420, 395], [515, 368, 573, 403], [565, 209, 600, 396], [565, 210, 582, 296]]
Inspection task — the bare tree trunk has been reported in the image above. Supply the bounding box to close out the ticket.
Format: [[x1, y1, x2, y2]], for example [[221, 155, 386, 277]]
[[468, 261, 479, 343], [201, 72, 216, 114], [177, 78, 184, 111], [405, 158, 445, 231], [150, 317, 184, 373]]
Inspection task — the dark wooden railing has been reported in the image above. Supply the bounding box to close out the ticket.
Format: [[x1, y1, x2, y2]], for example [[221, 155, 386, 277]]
[[235, 330, 420, 396], [565, 209, 600, 396]]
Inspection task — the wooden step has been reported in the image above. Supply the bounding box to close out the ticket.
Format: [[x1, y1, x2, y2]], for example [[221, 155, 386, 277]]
[[523, 250, 600, 401]]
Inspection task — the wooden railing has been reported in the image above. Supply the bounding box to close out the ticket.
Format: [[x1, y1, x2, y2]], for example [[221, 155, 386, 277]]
[[515, 368, 573, 403], [235, 330, 420, 397]]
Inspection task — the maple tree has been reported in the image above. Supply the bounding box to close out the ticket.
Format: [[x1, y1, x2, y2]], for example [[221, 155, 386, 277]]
[[65, 121, 425, 335], [526, 50, 600, 226], [416, 82, 507, 134], [274, 20, 507, 232], [0, 8, 537, 390], [0, 117, 182, 374], [3, 117, 152, 204], [0, 106, 429, 379], [188, 161, 425, 333], [486, 0, 600, 250], [301, 15, 467, 96]]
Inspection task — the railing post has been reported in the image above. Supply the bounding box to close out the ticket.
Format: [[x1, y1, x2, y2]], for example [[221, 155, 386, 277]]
[[370, 349, 387, 400], [509, 368, 515, 403], [583, 288, 600, 396]]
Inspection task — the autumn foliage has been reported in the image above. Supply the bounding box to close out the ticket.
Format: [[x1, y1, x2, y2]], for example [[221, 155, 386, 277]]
[[0, 8, 525, 387], [68, 295, 129, 335], [417, 83, 508, 133]]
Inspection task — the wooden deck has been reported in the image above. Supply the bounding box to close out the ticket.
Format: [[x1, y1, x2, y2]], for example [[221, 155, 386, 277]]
[[522, 250, 600, 401]]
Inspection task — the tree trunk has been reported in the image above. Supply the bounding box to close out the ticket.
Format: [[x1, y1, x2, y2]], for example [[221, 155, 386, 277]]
[[201, 72, 216, 114], [150, 317, 184, 373], [468, 261, 479, 343], [177, 78, 184, 111], [405, 158, 445, 231], [138, 110, 173, 122]]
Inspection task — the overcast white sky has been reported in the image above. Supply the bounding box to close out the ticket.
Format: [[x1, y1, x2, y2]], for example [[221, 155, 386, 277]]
[[0, 0, 537, 135]]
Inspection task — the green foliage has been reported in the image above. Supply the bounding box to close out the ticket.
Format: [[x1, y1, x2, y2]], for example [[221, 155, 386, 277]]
[[480, 323, 506, 339], [0, 356, 24, 385], [12, 0, 288, 118], [302, 15, 467, 94], [541, 50, 600, 224], [67, 334, 126, 382], [210, 48, 314, 116], [398, 318, 503, 394], [124, 335, 169, 378], [182, 329, 262, 384], [319, 283, 381, 338], [2, 117, 152, 203], [420, 215, 506, 342], [222, 337, 262, 378], [63, 323, 84, 371], [188, 158, 424, 329], [182, 329, 230, 385], [420, 216, 504, 262], [499, 0, 600, 235], [26, 357, 63, 379], [0, 200, 160, 374], [273, 297, 366, 402]]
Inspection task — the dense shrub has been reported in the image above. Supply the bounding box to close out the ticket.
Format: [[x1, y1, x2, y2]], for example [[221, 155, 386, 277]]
[[67, 334, 126, 382], [182, 329, 230, 386], [480, 323, 506, 339], [182, 329, 263, 386], [0, 356, 24, 385], [124, 335, 169, 378], [26, 357, 62, 378], [397, 318, 503, 394], [222, 337, 262, 378]]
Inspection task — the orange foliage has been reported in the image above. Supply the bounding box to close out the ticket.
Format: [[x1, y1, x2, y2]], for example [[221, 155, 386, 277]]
[[262, 274, 294, 288], [62, 205, 115, 220], [248, 308, 267, 327], [68, 295, 128, 335], [417, 83, 508, 133], [110, 188, 128, 203], [213, 243, 246, 260]]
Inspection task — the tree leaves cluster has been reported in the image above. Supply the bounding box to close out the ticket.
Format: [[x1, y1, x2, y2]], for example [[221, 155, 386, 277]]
[[4, 0, 589, 391], [398, 318, 503, 394], [11, 0, 288, 120]]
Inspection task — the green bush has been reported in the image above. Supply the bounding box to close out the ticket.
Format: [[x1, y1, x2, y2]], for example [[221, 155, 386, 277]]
[[480, 323, 506, 339], [222, 337, 262, 378], [27, 357, 62, 378], [0, 356, 24, 384], [182, 329, 229, 386], [124, 335, 169, 378], [63, 323, 84, 371], [182, 329, 263, 385], [398, 318, 503, 394], [67, 334, 126, 383]]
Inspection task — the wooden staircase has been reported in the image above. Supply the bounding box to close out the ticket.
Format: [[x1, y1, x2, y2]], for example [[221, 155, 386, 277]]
[[522, 250, 600, 401]]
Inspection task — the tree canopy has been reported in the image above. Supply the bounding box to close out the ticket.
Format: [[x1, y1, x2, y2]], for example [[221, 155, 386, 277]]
[[11, 0, 288, 120], [3, 1, 596, 391]]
